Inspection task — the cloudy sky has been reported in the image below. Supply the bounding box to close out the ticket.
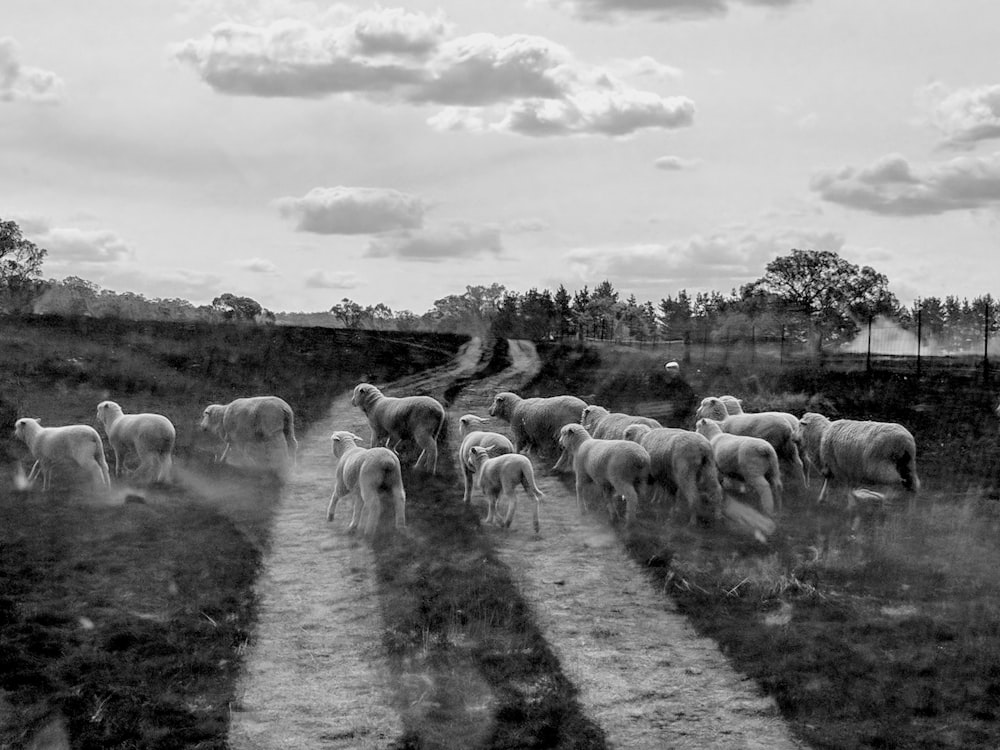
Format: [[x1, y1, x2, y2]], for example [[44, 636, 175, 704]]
[[3, 0, 1000, 314]]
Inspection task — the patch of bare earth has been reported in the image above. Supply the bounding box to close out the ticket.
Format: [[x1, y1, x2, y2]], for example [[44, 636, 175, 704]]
[[451, 340, 806, 750]]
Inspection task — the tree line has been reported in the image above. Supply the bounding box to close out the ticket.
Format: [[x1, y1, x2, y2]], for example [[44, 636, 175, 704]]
[[1, 217, 996, 353]]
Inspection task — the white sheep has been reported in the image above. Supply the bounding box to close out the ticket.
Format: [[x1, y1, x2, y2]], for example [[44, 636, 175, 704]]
[[467, 446, 544, 532], [623, 423, 723, 525], [95, 401, 175, 484], [326, 431, 406, 535], [200, 395, 298, 469], [14, 418, 111, 491], [695, 396, 806, 489], [457, 414, 515, 505], [488, 391, 588, 458], [552, 422, 651, 525], [695, 418, 782, 516], [351, 383, 445, 474], [798, 412, 919, 508], [580, 404, 661, 440]]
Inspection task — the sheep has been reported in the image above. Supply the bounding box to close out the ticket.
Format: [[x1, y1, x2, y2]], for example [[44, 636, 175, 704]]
[[623, 423, 723, 525], [457, 414, 515, 505], [326, 431, 406, 535], [695, 396, 806, 489], [467, 446, 544, 532], [95, 401, 175, 484], [580, 404, 661, 440], [14, 417, 111, 491], [552, 422, 651, 525], [488, 391, 588, 459], [695, 418, 782, 516], [798, 412, 919, 508], [200, 396, 298, 469], [351, 383, 445, 473]]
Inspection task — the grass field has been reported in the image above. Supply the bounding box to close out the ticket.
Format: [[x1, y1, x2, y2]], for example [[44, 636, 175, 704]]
[[0, 315, 464, 749], [6, 319, 1000, 748]]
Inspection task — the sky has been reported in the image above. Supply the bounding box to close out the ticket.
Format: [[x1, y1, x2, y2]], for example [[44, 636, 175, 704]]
[[3, 0, 1000, 315]]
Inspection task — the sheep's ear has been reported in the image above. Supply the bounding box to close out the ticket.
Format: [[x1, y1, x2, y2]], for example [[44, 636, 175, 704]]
[[351, 432, 365, 442]]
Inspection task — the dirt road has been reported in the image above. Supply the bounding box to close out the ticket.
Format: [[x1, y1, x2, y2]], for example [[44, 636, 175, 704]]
[[229, 337, 805, 748]]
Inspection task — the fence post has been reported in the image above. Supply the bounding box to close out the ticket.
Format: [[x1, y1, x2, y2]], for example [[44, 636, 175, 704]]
[[866, 316, 872, 375], [985, 298, 991, 383], [916, 303, 922, 380]]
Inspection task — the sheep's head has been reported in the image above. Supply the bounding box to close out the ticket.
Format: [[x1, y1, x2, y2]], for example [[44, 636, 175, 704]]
[[580, 405, 607, 430], [664, 361, 680, 380], [95, 400, 120, 428], [552, 423, 588, 472], [330, 430, 365, 458], [798, 412, 830, 446], [458, 414, 489, 437], [351, 383, 380, 411], [199, 405, 225, 435], [718, 395, 743, 416], [14, 418, 34, 442], [489, 393, 514, 419], [695, 397, 727, 422], [623, 423, 652, 444], [694, 418, 722, 439], [468, 445, 494, 473]]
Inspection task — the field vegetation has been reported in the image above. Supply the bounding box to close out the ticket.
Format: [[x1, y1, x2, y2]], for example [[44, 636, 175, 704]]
[[526, 339, 1000, 749], [0, 314, 464, 749]]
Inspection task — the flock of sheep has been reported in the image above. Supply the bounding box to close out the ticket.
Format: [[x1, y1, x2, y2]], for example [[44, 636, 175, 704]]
[[11, 366, 922, 540]]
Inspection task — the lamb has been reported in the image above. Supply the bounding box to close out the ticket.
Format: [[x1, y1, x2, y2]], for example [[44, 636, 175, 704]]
[[467, 446, 544, 532], [457, 414, 515, 505], [623, 423, 723, 525], [798, 412, 919, 507], [695, 418, 783, 516], [326, 431, 406, 535], [580, 404, 661, 440], [552, 423, 651, 525], [14, 417, 111, 491], [488, 391, 588, 458], [200, 396, 298, 469], [95, 401, 175, 484], [695, 396, 806, 488], [351, 383, 445, 473]]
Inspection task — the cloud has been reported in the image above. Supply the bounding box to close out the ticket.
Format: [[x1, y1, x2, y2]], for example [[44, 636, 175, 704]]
[[238, 257, 278, 273], [564, 227, 845, 290], [921, 82, 1000, 149], [304, 269, 360, 289], [31, 227, 134, 264], [653, 155, 701, 170], [610, 56, 683, 80], [535, 0, 807, 23], [505, 217, 550, 233], [275, 186, 427, 234], [0, 37, 63, 103], [365, 221, 503, 261], [171, 9, 694, 137], [811, 151, 1000, 216]]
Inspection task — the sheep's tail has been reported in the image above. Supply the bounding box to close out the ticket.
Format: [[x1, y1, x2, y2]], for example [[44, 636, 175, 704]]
[[156, 452, 173, 484], [521, 469, 545, 501], [898, 451, 920, 493]]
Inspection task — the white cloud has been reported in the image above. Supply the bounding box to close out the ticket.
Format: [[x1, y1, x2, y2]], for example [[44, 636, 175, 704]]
[[811, 151, 1000, 216], [922, 82, 1000, 149], [365, 221, 502, 261], [171, 9, 694, 137], [304, 269, 360, 289], [653, 155, 701, 170], [564, 227, 845, 291], [0, 37, 63, 103], [32, 227, 134, 264], [536, 0, 807, 23], [238, 257, 278, 273], [275, 186, 427, 234], [610, 56, 683, 80]]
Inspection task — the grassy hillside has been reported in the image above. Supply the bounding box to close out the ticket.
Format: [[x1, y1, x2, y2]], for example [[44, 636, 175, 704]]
[[0, 314, 465, 749]]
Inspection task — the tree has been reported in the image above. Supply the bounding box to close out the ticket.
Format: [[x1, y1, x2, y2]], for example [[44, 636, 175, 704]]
[[212, 293, 263, 321], [0, 219, 47, 312], [330, 298, 367, 328], [743, 249, 899, 353]]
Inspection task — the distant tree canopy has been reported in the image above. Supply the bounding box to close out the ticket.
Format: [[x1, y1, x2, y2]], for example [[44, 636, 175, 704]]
[[211, 293, 263, 321], [0, 219, 48, 312]]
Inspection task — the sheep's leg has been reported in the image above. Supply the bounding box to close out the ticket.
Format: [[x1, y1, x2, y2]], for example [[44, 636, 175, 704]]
[[462, 467, 475, 504], [746, 476, 775, 516], [393, 488, 406, 529], [575, 476, 590, 515], [27, 461, 40, 484], [347, 491, 365, 532], [619, 483, 639, 526], [484, 490, 501, 526], [326, 481, 349, 522], [502, 487, 518, 528], [677, 473, 701, 526], [816, 477, 830, 505]]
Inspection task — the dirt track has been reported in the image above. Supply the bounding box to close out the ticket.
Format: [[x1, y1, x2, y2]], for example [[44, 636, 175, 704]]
[[229, 337, 805, 749]]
